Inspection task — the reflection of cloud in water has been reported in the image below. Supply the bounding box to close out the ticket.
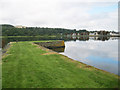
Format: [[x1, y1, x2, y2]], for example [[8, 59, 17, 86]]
[[60, 39, 118, 75], [65, 40, 118, 60]]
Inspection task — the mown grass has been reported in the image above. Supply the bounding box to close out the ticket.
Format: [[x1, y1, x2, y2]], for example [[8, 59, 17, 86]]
[[2, 41, 119, 88]]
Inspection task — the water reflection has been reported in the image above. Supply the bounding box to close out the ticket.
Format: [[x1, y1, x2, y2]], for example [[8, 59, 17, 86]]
[[64, 36, 113, 41], [60, 38, 119, 75], [2, 36, 117, 48]]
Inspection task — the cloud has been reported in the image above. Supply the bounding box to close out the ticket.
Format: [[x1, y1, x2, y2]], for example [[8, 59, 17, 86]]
[[0, 0, 118, 31]]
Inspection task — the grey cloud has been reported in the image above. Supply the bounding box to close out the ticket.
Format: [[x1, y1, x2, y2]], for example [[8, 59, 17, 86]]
[[0, 0, 118, 31]]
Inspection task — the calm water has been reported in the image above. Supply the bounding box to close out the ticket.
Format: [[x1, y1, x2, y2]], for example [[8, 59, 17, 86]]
[[60, 37, 119, 75]]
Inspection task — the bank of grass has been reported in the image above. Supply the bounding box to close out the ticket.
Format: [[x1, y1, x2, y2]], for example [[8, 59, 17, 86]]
[[2, 41, 119, 88]]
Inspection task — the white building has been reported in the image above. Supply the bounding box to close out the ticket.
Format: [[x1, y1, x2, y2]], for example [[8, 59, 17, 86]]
[[110, 32, 118, 36], [89, 33, 94, 35], [94, 32, 98, 35], [15, 25, 26, 28], [72, 33, 77, 36]]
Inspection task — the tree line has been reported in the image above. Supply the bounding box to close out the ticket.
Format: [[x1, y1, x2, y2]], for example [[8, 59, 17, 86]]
[[1, 24, 89, 36]]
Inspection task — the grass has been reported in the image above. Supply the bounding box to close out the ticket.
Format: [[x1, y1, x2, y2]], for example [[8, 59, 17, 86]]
[[2, 41, 119, 88]]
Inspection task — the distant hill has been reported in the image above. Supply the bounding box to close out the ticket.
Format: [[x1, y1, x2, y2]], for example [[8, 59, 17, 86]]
[[0, 24, 14, 27], [1, 24, 89, 36], [2, 24, 116, 36]]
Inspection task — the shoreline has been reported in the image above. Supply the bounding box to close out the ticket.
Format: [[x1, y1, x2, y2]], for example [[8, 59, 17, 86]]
[[2, 40, 119, 77], [2, 41, 119, 77], [2, 40, 119, 88], [32, 42, 119, 77], [1, 35, 120, 38]]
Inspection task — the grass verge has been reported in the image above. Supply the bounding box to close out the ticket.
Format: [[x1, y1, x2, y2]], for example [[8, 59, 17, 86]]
[[2, 41, 120, 88]]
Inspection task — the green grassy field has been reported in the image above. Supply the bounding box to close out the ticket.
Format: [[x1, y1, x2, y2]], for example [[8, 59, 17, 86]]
[[2, 41, 119, 88]]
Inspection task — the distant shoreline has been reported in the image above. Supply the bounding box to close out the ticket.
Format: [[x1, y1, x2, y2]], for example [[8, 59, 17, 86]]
[[1, 35, 120, 38]]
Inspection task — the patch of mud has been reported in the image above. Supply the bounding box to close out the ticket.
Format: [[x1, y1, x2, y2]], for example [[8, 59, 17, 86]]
[[41, 52, 58, 55]]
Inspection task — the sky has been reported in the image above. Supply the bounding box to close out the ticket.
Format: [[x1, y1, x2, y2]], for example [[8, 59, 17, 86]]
[[0, 0, 118, 31]]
